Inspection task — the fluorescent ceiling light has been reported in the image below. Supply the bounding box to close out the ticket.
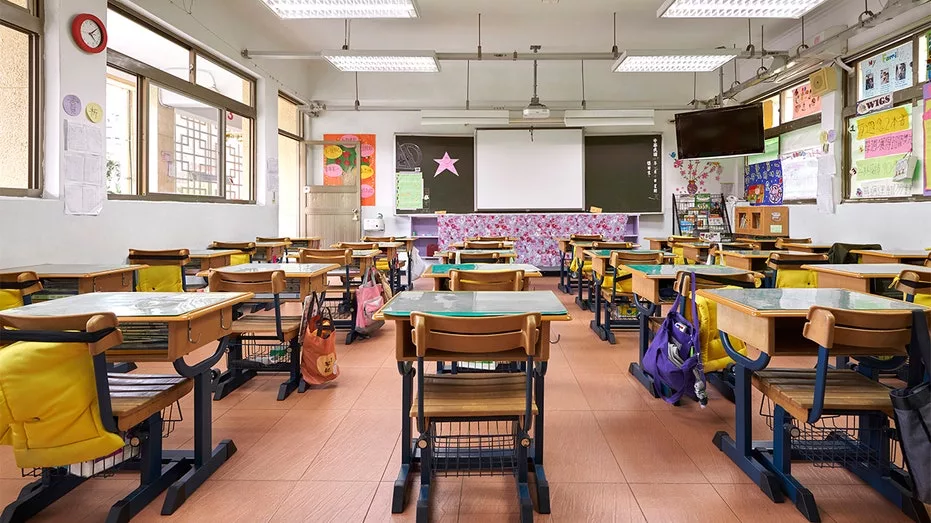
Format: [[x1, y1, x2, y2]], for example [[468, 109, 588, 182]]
[[421, 110, 510, 126], [657, 0, 829, 18], [259, 0, 418, 19], [322, 50, 439, 72], [612, 50, 738, 72], [564, 110, 655, 127]]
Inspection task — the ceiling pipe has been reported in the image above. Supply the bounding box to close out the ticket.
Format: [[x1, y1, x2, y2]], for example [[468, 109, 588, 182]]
[[242, 49, 786, 61], [317, 103, 700, 112], [719, 0, 929, 100]]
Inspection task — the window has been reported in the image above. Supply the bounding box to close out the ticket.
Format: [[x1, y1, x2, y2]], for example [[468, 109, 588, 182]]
[[106, 5, 257, 202], [278, 93, 304, 237], [921, 31, 930, 83], [0, 1, 41, 195], [762, 95, 779, 130], [278, 95, 302, 137]]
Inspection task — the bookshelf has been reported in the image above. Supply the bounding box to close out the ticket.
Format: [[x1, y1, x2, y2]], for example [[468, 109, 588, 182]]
[[672, 193, 732, 239]]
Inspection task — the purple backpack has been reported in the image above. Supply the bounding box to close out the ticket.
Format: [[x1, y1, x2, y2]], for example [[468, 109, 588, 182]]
[[642, 273, 708, 405]]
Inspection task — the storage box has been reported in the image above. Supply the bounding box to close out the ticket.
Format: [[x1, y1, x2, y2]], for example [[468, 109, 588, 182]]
[[734, 206, 789, 237]]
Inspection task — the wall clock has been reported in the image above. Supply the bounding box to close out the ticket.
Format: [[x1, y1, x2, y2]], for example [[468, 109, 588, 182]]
[[72, 13, 107, 54]]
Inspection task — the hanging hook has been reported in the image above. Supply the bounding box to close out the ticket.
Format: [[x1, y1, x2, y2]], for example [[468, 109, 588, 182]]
[[477, 13, 483, 60], [612, 12, 619, 57], [342, 19, 351, 50], [465, 60, 471, 110], [757, 24, 768, 76], [745, 19, 755, 55], [731, 44, 740, 89], [580, 60, 586, 109], [858, 0, 875, 23], [354, 73, 360, 111], [796, 16, 809, 55]]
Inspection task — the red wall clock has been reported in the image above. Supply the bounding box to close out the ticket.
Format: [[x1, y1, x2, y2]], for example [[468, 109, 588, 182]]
[[72, 13, 107, 54]]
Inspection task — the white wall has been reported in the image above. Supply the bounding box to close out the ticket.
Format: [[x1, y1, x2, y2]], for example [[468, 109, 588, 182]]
[[0, 0, 311, 267]]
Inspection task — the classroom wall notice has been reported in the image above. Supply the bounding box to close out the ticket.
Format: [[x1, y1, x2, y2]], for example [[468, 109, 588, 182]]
[[849, 103, 918, 199], [323, 133, 376, 206], [859, 41, 912, 100]]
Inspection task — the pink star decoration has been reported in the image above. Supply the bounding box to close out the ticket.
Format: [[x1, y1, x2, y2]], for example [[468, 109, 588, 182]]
[[434, 152, 459, 177]]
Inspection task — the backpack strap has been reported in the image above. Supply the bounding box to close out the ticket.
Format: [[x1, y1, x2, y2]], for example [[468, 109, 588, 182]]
[[908, 310, 931, 387]]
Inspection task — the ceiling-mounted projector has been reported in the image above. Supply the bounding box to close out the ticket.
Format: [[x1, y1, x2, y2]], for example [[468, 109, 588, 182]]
[[523, 98, 550, 119]]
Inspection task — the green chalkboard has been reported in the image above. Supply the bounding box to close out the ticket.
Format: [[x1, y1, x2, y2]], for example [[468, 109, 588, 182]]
[[585, 135, 662, 213], [395, 135, 475, 214]]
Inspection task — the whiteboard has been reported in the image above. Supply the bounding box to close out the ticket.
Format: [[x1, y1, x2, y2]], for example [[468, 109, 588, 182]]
[[475, 129, 585, 210]]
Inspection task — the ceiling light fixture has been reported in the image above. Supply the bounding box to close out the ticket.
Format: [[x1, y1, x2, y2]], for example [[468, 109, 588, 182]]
[[259, 0, 418, 19], [656, 0, 830, 19], [321, 50, 440, 72], [612, 50, 738, 72]]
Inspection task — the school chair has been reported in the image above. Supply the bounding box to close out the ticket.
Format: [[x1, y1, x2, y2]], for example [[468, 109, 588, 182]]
[[572, 241, 633, 311], [208, 269, 304, 401], [925, 252, 931, 268], [896, 269, 931, 306], [298, 248, 362, 344], [766, 252, 828, 288], [362, 236, 395, 242], [469, 236, 513, 242], [0, 271, 42, 310], [361, 238, 406, 291], [209, 241, 255, 265], [595, 251, 663, 344], [408, 312, 541, 523], [449, 269, 526, 291], [828, 242, 882, 264], [775, 237, 811, 249], [463, 240, 507, 250], [457, 251, 502, 263], [751, 306, 926, 522], [0, 312, 193, 522], [256, 236, 292, 259], [675, 271, 759, 403], [128, 249, 190, 292]]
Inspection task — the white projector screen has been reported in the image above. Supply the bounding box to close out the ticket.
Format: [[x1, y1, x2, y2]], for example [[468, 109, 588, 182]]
[[475, 129, 585, 211]]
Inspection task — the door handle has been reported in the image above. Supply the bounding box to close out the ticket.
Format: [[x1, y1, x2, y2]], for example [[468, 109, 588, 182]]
[[352, 209, 360, 221]]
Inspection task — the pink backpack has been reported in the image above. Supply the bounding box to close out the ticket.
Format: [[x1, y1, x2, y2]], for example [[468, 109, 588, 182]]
[[355, 267, 389, 335]]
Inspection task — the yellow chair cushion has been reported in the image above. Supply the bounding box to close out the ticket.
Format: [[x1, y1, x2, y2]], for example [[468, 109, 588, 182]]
[[230, 254, 251, 265], [775, 269, 818, 288], [375, 259, 391, 271], [569, 258, 592, 273], [135, 266, 183, 292], [913, 294, 931, 307], [0, 341, 124, 468], [0, 290, 23, 311], [601, 271, 633, 293], [685, 286, 749, 374], [672, 247, 686, 265]]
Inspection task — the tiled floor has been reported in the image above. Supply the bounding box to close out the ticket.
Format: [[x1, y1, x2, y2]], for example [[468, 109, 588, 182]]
[[0, 277, 918, 522]]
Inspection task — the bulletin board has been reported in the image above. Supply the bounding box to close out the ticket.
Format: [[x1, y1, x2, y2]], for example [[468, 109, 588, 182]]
[[394, 135, 475, 214], [848, 103, 922, 199], [584, 135, 662, 213]]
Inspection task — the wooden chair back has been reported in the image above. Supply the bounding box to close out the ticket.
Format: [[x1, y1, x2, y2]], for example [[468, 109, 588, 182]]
[[449, 269, 525, 291], [336, 242, 377, 250], [299, 248, 352, 266], [128, 248, 190, 267], [570, 234, 603, 241], [208, 269, 287, 295], [802, 306, 914, 357], [775, 237, 812, 249], [611, 251, 663, 268], [593, 241, 633, 250], [256, 236, 292, 245], [210, 241, 256, 254], [470, 236, 513, 242], [0, 271, 43, 300], [896, 269, 931, 300], [674, 271, 758, 295], [457, 251, 501, 263], [925, 252, 931, 268], [363, 236, 395, 242], [411, 312, 540, 358], [464, 241, 506, 249], [0, 312, 123, 355], [766, 252, 828, 271]]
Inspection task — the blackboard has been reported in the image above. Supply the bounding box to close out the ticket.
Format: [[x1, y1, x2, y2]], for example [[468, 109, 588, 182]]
[[395, 135, 475, 214], [585, 135, 662, 213]]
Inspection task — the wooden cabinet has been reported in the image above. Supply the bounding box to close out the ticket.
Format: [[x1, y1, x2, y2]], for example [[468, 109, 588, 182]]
[[734, 206, 789, 237]]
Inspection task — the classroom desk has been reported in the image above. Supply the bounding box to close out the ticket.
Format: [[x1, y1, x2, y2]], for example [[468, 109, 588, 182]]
[[681, 242, 752, 264], [187, 250, 238, 270], [736, 238, 781, 250], [0, 263, 146, 299], [554, 238, 576, 293], [2, 291, 253, 515], [437, 249, 519, 264], [850, 249, 929, 265], [720, 250, 777, 272], [288, 237, 321, 250], [253, 241, 288, 262], [196, 262, 338, 300], [779, 242, 832, 253], [449, 240, 516, 249], [698, 287, 928, 521], [374, 290, 570, 515], [621, 264, 759, 397], [644, 237, 671, 250], [585, 250, 673, 343], [422, 263, 543, 290], [802, 263, 931, 294]]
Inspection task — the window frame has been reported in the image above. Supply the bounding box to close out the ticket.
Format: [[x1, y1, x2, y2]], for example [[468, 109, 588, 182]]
[[840, 23, 930, 203], [0, 0, 43, 197], [106, 3, 257, 203], [277, 92, 304, 141]]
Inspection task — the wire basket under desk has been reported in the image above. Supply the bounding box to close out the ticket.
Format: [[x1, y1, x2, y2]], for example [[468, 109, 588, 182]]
[[429, 420, 522, 477]]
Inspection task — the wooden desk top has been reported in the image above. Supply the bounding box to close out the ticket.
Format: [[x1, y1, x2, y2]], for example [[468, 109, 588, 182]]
[[187, 250, 239, 259], [423, 263, 543, 278], [352, 249, 381, 258], [197, 263, 339, 278], [802, 263, 931, 279], [375, 291, 570, 321], [440, 249, 518, 257], [780, 242, 832, 250], [583, 249, 669, 259], [850, 249, 929, 259], [622, 264, 756, 279], [0, 264, 146, 278], [697, 287, 926, 318], [254, 241, 289, 248], [1, 291, 253, 322], [720, 250, 777, 259], [290, 237, 321, 242], [450, 241, 516, 249]]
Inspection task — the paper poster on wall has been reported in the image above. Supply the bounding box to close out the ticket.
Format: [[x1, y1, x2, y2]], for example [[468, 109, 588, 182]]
[[747, 137, 779, 165], [865, 129, 913, 158], [792, 83, 821, 119], [396, 172, 424, 210], [322, 133, 376, 206], [860, 41, 913, 100], [852, 154, 916, 198], [780, 149, 819, 201], [744, 159, 783, 205], [855, 106, 911, 140]]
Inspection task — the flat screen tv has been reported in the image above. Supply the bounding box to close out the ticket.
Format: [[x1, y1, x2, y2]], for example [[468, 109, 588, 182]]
[[675, 104, 765, 160]]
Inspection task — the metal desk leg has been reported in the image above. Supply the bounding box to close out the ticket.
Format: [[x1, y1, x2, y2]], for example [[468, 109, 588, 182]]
[[162, 338, 237, 515], [392, 362, 416, 513], [532, 361, 550, 514], [589, 274, 606, 341], [557, 254, 568, 293], [406, 250, 413, 291], [628, 294, 659, 398], [575, 266, 590, 311]]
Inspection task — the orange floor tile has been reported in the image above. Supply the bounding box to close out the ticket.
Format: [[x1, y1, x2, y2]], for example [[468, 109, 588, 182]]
[[0, 277, 914, 522]]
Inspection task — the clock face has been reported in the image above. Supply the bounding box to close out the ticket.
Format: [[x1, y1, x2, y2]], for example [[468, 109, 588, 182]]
[[80, 18, 103, 48]]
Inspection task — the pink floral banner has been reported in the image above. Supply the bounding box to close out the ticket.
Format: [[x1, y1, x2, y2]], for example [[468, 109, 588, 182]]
[[438, 213, 631, 267]]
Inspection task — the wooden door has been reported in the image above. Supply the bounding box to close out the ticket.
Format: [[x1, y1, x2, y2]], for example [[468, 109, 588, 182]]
[[302, 140, 361, 246]]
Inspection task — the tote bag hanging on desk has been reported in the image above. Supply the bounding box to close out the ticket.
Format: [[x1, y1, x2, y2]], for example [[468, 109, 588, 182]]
[[355, 267, 389, 336], [300, 292, 339, 385], [890, 310, 931, 504]]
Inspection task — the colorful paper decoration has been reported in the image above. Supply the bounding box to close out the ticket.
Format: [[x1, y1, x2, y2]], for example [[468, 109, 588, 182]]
[[792, 83, 821, 119], [322, 133, 376, 206], [744, 159, 783, 205], [859, 41, 913, 101]]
